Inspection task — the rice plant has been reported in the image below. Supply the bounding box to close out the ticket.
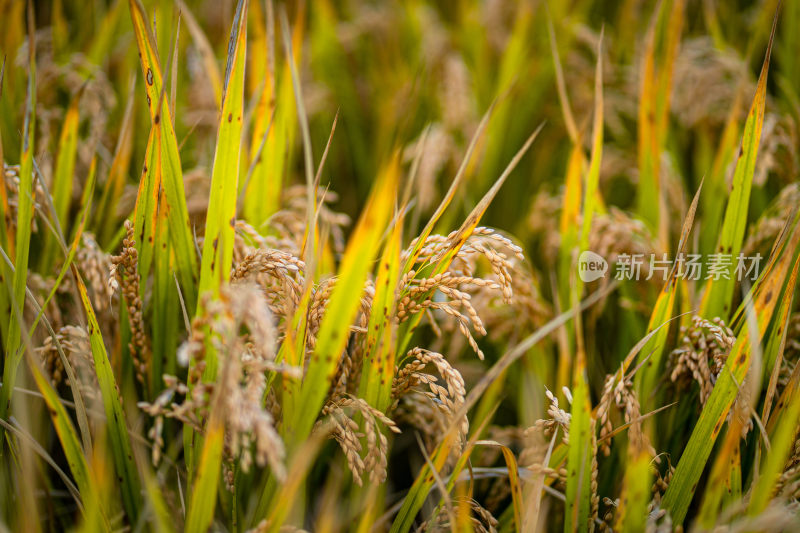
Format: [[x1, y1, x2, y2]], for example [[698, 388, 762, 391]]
[[1, 0, 800, 531]]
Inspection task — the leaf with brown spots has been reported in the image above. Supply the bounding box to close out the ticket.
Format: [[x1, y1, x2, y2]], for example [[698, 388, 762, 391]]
[[129, 0, 198, 311], [700, 8, 778, 321], [195, 0, 249, 385], [359, 211, 404, 413], [197, 0, 248, 315], [290, 155, 398, 447], [662, 208, 800, 524]]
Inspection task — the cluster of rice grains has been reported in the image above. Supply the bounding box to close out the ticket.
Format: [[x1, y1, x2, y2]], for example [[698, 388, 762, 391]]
[[129, 198, 531, 496], [6, 0, 800, 530], [669, 316, 736, 406], [110, 221, 150, 384], [13, 148, 799, 532]]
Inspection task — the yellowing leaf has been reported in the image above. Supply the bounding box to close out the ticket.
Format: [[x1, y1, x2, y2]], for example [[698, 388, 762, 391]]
[[701, 10, 777, 321], [129, 0, 198, 311], [197, 0, 248, 306], [290, 155, 399, 446]]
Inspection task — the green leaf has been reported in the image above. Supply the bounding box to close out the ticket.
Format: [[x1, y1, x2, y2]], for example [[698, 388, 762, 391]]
[[28, 355, 108, 530], [197, 0, 248, 314], [185, 413, 224, 533], [636, 179, 703, 405], [579, 34, 604, 251], [565, 366, 593, 532], [701, 10, 777, 321], [618, 451, 652, 533], [40, 93, 80, 273], [662, 211, 800, 524], [26, 161, 96, 455], [749, 399, 800, 514], [128, 0, 198, 312], [141, 467, 177, 533], [748, 255, 800, 515], [358, 214, 403, 413], [183, 0, 249, 474], [72, 264, 142, 523], [132, 127, 161, 301], [696, 421, 743, 527], [0, 36, 35, 429], [151, 186, 180, 393], [289, 155, 398, 446]]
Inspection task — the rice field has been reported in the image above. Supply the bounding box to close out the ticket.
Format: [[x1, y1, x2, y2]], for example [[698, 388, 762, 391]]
[[1, 0, 800, 531]]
